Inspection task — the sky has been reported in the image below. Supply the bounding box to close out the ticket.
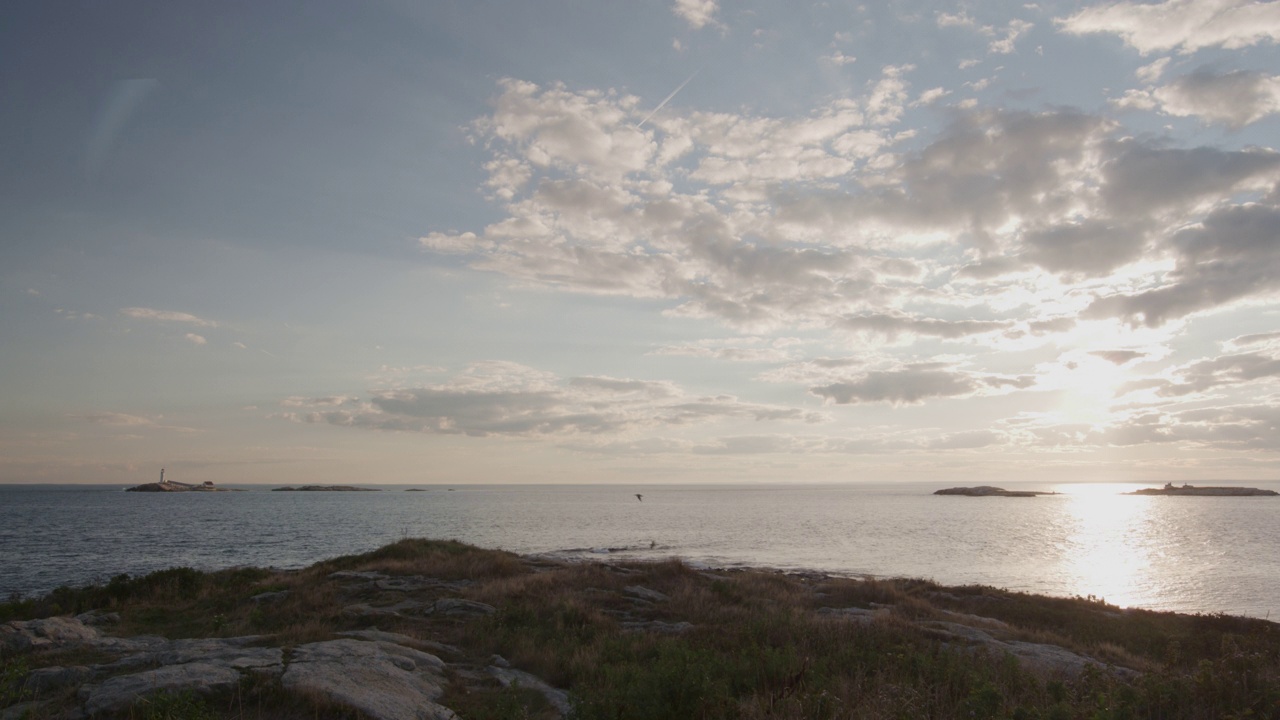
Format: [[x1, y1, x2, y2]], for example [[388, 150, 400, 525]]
[[3, 0, 1280, 486]]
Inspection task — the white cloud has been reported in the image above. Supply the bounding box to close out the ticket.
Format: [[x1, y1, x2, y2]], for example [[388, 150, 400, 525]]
[[120, 307, 218, 327], [1135, 57, 1171, 83], [1152, 67, 1280, 128], [672, 0, 719, 30], [1059, 0, 1280, 54], [989, 19, 1034, 54], [184, 333, 207, 345], [280, 361, 827, 437]]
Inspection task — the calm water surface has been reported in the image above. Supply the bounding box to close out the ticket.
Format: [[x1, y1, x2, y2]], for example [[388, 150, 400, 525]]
[[2, 481, 1277, 618]]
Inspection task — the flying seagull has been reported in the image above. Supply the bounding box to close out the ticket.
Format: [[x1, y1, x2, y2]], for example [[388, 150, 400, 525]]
[[635, 493, 643, 502]]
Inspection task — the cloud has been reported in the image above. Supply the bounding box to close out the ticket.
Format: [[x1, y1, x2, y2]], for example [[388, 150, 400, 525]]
[[1099, 141, 1280, 218], [1020, 220, 1149, 277], [75, 412, 156, 427], [1089, 350, 1147, 365], [1135, 57, 1171, 83], [838, 313, 1011, 340], [424, 77, 1280, 355], [1087, 202, 1280, 326], [814, 366, 972, 407], [989, 19, 1034, 54], [810, 364, 1034, 406], [1151, 67, 1280, 128], [1133, 351, 1280, 397], [1059, 0, 1280, 54], [280, 361, 826, 437], [185, 333, 207, 345], [649, 342, 793, 363], [120, 307, 218, 327], [672, 0, 720, 30], [71, 411, 198, 433]]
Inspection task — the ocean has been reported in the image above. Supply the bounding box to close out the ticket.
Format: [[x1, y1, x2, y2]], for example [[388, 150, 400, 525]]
[[2, 481, 1277, 618]]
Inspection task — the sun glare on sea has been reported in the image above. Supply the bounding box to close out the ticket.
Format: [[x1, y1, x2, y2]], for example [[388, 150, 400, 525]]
[[1057, 484, 1155, 608]]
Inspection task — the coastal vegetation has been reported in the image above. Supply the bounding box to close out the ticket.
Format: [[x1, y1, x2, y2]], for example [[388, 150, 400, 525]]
[[3, 539, 1279, 719]]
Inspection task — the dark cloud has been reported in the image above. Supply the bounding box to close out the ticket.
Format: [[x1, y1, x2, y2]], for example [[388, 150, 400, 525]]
[[811, 368, 978, 405], [1100, 141, 1280, 217], [1020, 220, 1148, 277], [1149, 352, 1280, 397], [1086, 203, 1280, 326], [1089, 350, 1146, 365]]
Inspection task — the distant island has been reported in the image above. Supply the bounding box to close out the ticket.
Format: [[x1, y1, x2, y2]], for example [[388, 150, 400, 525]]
[[125, 469, 234, 492], [934, 486, 1057, 497], [272, 485, 381, 492], [1126, 483, 1278, 497], [125, 481, 234, 493]]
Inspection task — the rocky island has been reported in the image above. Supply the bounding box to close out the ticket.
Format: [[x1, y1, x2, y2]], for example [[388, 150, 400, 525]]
[[271, 485, 381, 492], [125, 481, 233, 493], [934, 485, 1057, 497], [1126, 483, 1278, 497], [4, 540, 1277, 719]]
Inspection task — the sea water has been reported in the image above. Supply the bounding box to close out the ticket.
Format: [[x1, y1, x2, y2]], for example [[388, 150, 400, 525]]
[[1, 481, 1277, 618]]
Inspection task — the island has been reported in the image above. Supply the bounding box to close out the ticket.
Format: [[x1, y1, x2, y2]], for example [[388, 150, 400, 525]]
[[1126, 482, 1278, 497], [934, 486, 1057, 497], [271, 485, 381, 492], [124, 481, 234, 492]]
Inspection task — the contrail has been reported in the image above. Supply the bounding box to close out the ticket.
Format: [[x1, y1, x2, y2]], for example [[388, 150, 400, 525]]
[[635, 69, 699, 129]]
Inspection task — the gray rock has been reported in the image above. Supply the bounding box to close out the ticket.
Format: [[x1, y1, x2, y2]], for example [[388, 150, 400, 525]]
[[430, 598, 496, 617], [250, 590, 290, 603], [81, 662, 242, 716], [23, 665, 94, 694], [2, 701, 47, 720], [620, 620, 694, 634], [375, 576, 442, 592], [329, 570, 389, 581], [817, 607, 887, 623], [341, 599, 428, 618], [486, 665, 572, 716], [282, 639, 456, 720], [925, 621, 999, 644], [90, 634, 168, 655], [338, 630, 460, 657], [75, 610, 120, 626], [1, 616, 99, 651], [151, 637, 283, 672], [623, 585, 669, 603]]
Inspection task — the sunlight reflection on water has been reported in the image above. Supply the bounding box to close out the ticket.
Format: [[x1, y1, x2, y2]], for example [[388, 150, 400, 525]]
[[2, 482, 1277, 617]]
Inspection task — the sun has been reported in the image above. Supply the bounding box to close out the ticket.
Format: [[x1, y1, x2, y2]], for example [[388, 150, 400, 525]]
[[1052, 354, 1131, 425]]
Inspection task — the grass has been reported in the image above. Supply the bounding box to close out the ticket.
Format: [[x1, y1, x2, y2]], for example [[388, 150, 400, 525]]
[[3, 538, 1279, 719]]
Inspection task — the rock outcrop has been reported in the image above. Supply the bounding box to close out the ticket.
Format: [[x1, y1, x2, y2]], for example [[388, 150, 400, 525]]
[[282, 639, 456, 720]]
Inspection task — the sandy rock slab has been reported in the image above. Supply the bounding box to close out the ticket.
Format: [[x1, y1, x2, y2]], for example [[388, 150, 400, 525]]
[[282, 638, 457, 720]]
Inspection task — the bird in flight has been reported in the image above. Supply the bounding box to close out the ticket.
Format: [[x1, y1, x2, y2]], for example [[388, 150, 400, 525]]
[[635, 494, 643, 502]]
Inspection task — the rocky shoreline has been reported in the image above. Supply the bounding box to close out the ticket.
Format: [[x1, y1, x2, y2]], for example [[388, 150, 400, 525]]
[[3, 540, 1277, 719]]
